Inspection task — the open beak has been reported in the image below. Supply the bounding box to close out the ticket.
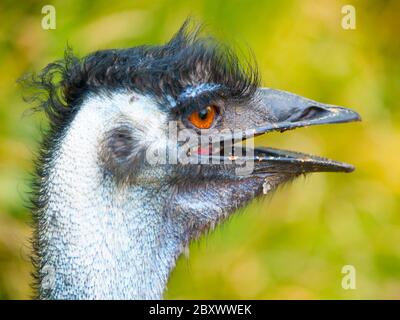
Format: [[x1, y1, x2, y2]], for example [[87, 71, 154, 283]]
[[200, 88, 361, 175], [246, 88, 361, 174]]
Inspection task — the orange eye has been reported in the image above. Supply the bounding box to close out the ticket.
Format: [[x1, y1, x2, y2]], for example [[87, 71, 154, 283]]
[[188, 105, 217, 129]]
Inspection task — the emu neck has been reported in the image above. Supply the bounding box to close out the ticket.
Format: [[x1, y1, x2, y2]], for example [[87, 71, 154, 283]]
[[37, 96, 181, 299]]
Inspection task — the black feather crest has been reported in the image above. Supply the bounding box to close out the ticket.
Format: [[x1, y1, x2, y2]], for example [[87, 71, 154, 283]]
[[21, 20, 259, 127]]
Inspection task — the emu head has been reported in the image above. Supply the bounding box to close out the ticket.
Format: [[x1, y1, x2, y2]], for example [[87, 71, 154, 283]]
[[28, 22, 360, 299]]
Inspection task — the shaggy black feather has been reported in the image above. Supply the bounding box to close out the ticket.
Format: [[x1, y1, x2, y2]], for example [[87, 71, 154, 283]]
[[22, 20, 259, 127]]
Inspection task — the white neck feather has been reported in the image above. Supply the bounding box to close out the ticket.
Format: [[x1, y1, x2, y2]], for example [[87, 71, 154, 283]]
[[39, 92, 181, 299]]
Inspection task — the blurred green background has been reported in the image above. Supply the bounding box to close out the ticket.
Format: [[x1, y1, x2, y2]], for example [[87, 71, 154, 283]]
[[0, 0, 399, 299]]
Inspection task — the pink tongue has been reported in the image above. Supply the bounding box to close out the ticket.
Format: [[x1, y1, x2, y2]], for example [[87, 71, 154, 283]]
[[197, 147, 211, 155]]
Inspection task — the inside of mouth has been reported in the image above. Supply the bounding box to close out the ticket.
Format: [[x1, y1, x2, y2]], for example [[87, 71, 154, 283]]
[[253, 148, 297, 159], [188, 135, 354, 173], [193, 141, 302, 161], [194, 141, 254, 158]]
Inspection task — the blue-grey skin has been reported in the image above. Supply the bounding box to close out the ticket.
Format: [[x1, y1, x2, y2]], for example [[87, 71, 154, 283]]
[[36, 84, 360, 299]]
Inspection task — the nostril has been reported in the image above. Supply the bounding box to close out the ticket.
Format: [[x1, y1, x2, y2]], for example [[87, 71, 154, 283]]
[[290, 106, 329, 122]]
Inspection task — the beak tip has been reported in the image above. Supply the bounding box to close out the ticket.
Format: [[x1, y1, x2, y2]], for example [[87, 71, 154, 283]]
[[350, 109, 362, 122], [331, 106, 362, 124], [341, 163, 356, 173]]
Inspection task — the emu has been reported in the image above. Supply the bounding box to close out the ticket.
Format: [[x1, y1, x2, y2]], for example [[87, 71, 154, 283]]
[[26, 22, 360, 299]]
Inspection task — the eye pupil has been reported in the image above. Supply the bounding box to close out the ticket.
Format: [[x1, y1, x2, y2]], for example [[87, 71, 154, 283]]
[[188, 105, 218, 129], [198, 107, 210, 120]]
